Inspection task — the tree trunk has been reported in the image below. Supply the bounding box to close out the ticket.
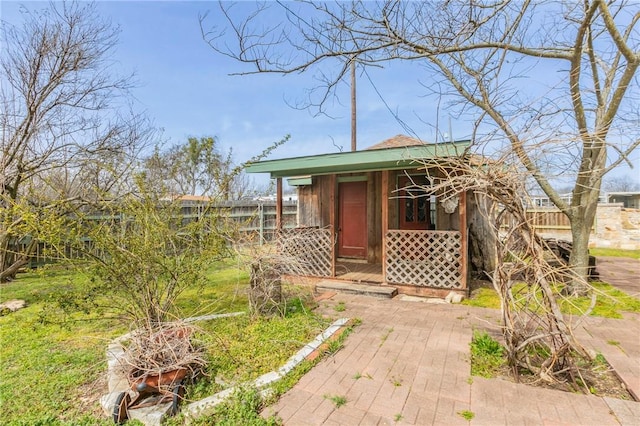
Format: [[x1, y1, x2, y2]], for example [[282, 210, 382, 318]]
[[467, 195, 497, 276], [566, 211, 595, 296], [0, 238, 36, 282]]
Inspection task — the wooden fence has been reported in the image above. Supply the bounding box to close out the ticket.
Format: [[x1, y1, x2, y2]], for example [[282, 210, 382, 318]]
[[11, 200, 298, 268], [524, 209, 572, 231], [516, 208, 593, 233], [13, 203, 592, 269], [181, 200, 298, 243]]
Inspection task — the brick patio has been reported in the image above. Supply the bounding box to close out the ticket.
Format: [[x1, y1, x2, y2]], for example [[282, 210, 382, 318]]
[[263, 288, 640, 425]]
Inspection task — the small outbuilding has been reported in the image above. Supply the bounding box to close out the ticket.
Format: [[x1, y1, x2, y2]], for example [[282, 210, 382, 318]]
[[245, 135, 492, 298], [606, 192, 640, 209]]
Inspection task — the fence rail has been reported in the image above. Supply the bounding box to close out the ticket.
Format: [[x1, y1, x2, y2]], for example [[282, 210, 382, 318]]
[[501, 208, 593, 233]]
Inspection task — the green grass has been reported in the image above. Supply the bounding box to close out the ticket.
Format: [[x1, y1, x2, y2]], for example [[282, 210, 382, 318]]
[[176, 258, 251, 316], [182, 386, 282, 426], [379, 327, 394, 346], [462, 288, 502, 309], [458, 410, 475, 421], [187, 300, 327, 401], [590, 248, 640, 259], [559, 281, 640, 318], [0, 259, 329, 424], [470, 331, 505, 378], [463, 282, 640, 319], [0, 266, 121, 424], [324, 394, 347, 408]]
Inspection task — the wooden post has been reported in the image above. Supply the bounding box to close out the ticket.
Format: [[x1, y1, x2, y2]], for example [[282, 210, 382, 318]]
[[276, 178, 283, 231], [258, 203, 264, 245], [459, 191, 468, 292], [366, 172, 375, 263], [381, 170, 389, 283], [329, 174, 337, 277]]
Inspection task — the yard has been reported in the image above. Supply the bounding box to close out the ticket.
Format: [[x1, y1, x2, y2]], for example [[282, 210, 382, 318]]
[[1, 249, 638, 425], [0, 260, 331, 425], [462, 248, 640, 316]]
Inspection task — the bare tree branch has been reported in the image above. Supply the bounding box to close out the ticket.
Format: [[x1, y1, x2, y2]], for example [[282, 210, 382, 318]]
[[0, 2, 153, 281]]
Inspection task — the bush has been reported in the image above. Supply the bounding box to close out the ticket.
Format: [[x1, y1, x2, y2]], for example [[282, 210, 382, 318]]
[[76, 188, 230, 327]]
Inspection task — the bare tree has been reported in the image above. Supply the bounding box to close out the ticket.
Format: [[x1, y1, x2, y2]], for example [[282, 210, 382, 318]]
[[0, 2, 152, 281], [202, 0, 640, 291], [603, 175, 640, 192]]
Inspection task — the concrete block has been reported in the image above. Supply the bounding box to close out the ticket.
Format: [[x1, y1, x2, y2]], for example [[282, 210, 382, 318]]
[[445, 292, 464, 304]]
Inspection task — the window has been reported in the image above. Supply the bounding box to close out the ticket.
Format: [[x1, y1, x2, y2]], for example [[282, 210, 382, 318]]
[[398, 176, 434, 230]]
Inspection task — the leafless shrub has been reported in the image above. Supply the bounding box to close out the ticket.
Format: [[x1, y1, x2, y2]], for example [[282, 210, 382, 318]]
[[248, 248, 285, 317], [422, 154, 593, 388], [240, 228, 325, 317], [118, 321, 206, 391]]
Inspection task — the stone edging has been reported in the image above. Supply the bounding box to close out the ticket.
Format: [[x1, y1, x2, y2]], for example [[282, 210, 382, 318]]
[[100, 314, 352, 425], [184, 317, 352, 418]]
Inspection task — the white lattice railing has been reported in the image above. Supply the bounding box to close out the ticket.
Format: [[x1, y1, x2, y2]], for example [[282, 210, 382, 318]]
[[385, 230, 462, 289], [277, 227, 333, 277]]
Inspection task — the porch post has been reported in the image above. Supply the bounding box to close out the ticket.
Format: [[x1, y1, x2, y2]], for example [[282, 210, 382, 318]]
[[276, 177, 283, 231], [459, 190, 468, 292], [381, 170, 389, 283], [329, 174, 337, 277]]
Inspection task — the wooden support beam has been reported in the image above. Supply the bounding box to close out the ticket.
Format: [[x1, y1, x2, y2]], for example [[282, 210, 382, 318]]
[[459, 191, 468, 292], [366, 172, 376, 263], [381, 170, 389, 283], [276, 178, 283, 231], [329, 174, 337, 277]]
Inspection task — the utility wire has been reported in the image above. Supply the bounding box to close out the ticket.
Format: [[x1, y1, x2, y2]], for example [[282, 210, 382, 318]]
[[361, 66, 420, 140]]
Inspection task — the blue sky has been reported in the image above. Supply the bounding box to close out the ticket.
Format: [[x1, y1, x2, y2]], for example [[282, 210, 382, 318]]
[[1, 2, 473, 161], [2, 1, 638, 188]]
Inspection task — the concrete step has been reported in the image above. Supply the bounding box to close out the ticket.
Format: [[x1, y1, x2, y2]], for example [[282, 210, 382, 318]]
[[315, 280, 397, 299]]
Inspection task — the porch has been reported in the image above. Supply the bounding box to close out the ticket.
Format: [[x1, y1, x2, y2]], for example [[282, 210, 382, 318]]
[[336, 260, 383, 283], [278, 226, 466, 297]]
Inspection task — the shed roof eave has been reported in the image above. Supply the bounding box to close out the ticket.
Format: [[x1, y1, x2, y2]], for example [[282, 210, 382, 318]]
[[245, 140, 471, 179]]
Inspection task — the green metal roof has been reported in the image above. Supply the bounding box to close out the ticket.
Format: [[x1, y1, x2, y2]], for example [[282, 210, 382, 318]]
[[245, 140, 471, 179]]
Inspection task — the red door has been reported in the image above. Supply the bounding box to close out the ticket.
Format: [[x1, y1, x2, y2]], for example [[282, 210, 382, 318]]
[[338, 181, 367, 258]]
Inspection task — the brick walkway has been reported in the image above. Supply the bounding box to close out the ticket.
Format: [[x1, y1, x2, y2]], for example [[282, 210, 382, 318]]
[[263, 294, 640, 425], [596, 256, 640, 299]]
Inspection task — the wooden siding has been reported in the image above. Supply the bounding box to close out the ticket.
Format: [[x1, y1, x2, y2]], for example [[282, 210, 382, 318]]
[[297, 175, 334, 227], [291, 166, 484, 294], [388, 170, 399, 229]]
